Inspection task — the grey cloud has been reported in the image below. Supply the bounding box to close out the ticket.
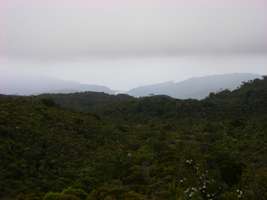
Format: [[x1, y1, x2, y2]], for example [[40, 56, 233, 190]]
[[4, 0, 267, 60], [1, 1, 267, 91]]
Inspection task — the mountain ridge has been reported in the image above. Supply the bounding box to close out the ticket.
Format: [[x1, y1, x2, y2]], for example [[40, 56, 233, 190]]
[[0, 73, 262, 99], [127, 73, 262, 99], [0, 73, 114, 95]]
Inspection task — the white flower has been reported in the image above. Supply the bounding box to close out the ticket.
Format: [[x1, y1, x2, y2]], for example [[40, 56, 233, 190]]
[[189, 192, 194, 197], [185, 188, 190, 193]]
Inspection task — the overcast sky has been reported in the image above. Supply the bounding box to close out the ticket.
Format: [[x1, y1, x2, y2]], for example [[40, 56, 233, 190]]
[[1, 0, 267, 90]]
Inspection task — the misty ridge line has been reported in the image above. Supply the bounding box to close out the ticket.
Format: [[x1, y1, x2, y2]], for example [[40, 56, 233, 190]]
[[0, 73, 263, 99]]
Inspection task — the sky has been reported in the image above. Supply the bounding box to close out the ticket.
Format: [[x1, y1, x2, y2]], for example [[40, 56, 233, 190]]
[[1, 0, 267, 90]]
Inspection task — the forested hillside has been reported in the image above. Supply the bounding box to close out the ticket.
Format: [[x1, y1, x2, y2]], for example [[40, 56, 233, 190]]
[[0, 77, 266, 200]]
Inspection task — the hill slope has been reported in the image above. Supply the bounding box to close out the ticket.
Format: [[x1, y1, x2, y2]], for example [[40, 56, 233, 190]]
[[0, 77, 266, 200], [0, 72, 114, 95], [128, 73, 262, 99]]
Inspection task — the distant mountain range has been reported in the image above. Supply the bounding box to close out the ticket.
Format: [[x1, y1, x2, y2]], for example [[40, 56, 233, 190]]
[[127, 73, 262, 99], [0, 72, 262, 99], [0, 73, 114, 95]]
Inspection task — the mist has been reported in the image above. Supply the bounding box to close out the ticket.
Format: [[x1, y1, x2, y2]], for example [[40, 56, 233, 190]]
[[1, 0, 267, 91], [1, 55, 266, 91]]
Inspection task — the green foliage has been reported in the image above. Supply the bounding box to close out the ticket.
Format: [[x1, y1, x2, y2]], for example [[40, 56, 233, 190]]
[[57, 194, 80, 200], [41, 98, 57, 107], [0, 77, 267, 199], [43, 192, 61, 200], [62, 188, 88, 200], [87, 185, 145, 200], [43, 190, 84, 200]]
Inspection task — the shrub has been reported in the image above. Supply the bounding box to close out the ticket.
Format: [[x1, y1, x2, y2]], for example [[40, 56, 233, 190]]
[[41, 98, 57, 107], [58, 194, 80, 200], [43, 192, 61, 200], [43, 193, 80, 200], [62, 187, 88, 200]]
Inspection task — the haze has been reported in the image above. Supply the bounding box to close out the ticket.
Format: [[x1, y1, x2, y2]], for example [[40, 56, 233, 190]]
[[1, 0, 267, 90]]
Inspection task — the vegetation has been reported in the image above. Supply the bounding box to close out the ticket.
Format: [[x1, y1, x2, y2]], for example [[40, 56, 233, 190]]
[[0, 77, 267, 200]]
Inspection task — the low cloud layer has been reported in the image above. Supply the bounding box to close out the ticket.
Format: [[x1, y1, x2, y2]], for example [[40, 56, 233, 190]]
[[3, 0, 267, 60], [1, 55, 267, 90], [1, 1, 266, 90]]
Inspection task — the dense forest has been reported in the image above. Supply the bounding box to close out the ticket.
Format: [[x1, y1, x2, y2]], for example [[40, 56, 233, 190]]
[[0, 77, 267, 200]]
